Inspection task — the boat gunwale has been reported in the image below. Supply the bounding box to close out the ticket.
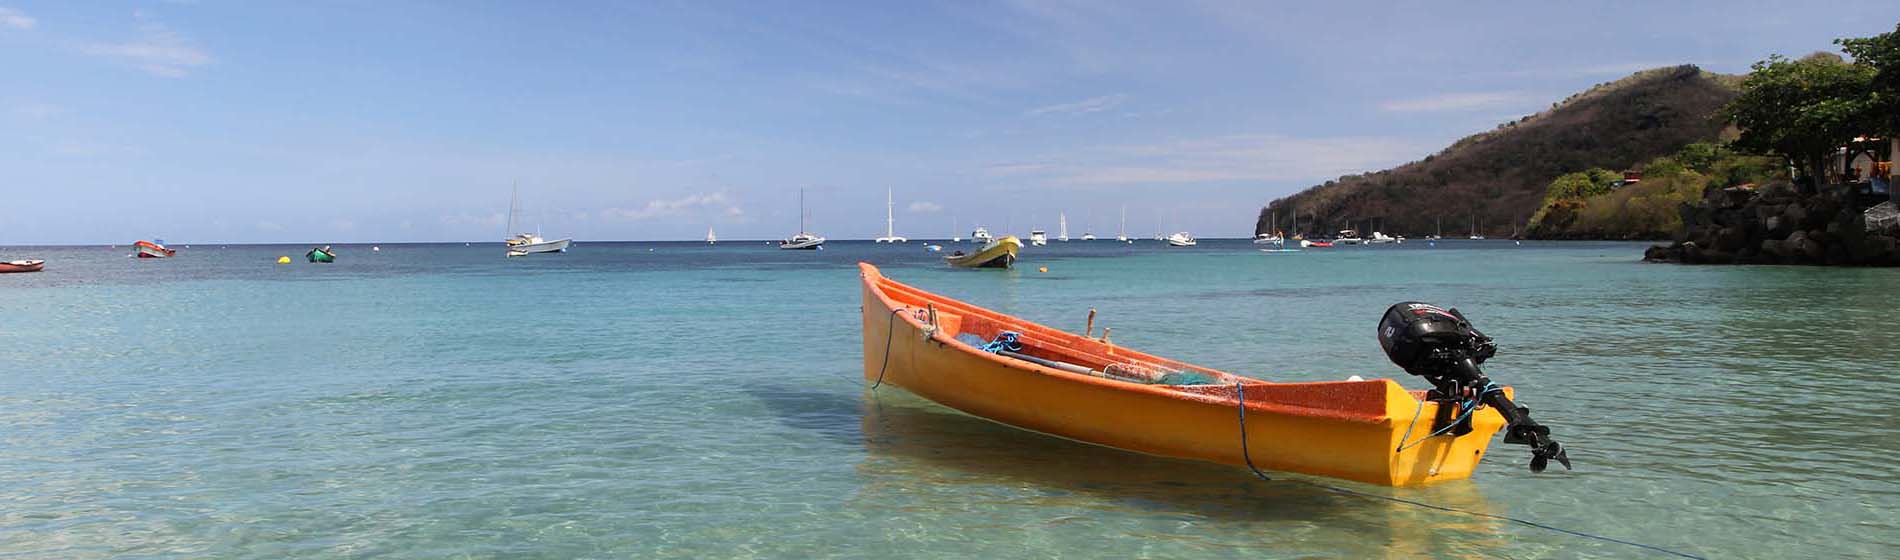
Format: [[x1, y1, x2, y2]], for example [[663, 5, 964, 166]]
[[859, 262, 1412, 424]]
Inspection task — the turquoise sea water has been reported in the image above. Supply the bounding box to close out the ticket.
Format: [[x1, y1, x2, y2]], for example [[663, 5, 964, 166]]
[[2, 239, 1895, 558]]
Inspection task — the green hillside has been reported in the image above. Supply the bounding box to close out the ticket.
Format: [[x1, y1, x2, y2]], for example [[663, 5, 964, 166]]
[[1256, 65, 1741, 238]]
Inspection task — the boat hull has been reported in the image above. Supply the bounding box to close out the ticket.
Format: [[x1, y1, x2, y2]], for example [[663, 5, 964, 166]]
[[509, 238, 571, 255], [779, 238, 825, 250], [0, 260, 44, 273], [133, 241, 175, 258], [858, 263, 1508, 487], [945, 236, 1020, 269]]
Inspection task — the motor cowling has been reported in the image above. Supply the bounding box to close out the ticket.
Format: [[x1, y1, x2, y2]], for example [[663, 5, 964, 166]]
[[1377, 302, 1495, 382], [1376, 302, 1571, 473]]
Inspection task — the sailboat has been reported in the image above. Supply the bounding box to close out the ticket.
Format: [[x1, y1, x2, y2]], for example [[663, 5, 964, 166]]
[[1259, 211, 1299, 253], [953, 217, 962, 242], [1427, 217, 1443, 240], [1058, 213, 1069, 242], [780, 188, 826, 250], [1081, 209, 1096, 240], [707, 226, 717, 245], [874, 188, 907, 243], [1254, 212, 1285, 244], [1469, 214, 1485, 240], [504, 184, 573, 257], [1116, 205, 1130, 243]]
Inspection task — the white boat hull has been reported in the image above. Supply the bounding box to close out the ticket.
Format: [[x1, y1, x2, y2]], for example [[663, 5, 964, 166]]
[[508, 238, 571, 255], [780, 237, 826, 250]]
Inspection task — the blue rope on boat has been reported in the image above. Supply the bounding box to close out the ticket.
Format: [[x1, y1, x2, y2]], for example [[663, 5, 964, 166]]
[[979, 331, 1023, 354], [1395, 382, 1502, 452], [870, 307, 909, 390], [1234, 382, 1271, 481]]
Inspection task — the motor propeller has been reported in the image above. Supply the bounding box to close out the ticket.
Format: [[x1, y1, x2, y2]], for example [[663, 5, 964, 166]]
[[1377, 302, 1571, 473]]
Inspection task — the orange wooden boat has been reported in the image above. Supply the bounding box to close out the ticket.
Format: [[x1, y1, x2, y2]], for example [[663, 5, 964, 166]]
[[858, 263, 1570, 487], [0, 260, 44, 273], [133, 240, 175, 258]]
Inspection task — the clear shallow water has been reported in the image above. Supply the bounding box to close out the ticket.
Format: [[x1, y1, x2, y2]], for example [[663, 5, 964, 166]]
[[1, 240, 1894, 558]]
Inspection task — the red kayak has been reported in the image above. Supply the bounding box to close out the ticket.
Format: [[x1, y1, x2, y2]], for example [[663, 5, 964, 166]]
[[0, 260, 44, 273], [133, 240, 176, 258]]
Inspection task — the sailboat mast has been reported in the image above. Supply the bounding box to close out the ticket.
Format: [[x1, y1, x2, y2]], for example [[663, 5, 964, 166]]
[[799, 188, 807, 234], [885, 188, 895, 238], [505, 182, 519, 240]]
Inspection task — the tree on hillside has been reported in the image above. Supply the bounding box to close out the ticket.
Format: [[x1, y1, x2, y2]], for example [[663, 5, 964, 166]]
[[1839, 23, 1900, 136], [1839, 22, 1900, 179], [1720, 52, 1874, 187]]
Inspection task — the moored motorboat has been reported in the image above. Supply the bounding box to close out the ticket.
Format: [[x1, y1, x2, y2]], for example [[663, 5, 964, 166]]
[[1166, 232, 1196, 247], [858, 264, 1570, 486], [1302, 239, 1334, 248], [944, 236, 1020, 269], [133, 240, 176, 258], [0, 260, 44, 273]]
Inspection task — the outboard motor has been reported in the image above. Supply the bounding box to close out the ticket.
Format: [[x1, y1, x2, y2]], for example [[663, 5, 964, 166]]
[[1378, 302, 1572, 473]]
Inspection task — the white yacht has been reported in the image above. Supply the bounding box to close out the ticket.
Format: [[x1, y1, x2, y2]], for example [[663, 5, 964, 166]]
[[706, 227, 717, 245], [971, 226, 993, 243], [779, 188, 826, 250], [1029, 229, 1048, 246], [1166, 232, 1197, 247], [1366, 231, 1398, 244], [503, 185, 572, 257], [1334, 229, 1364, 245], [874, 188, 907, 243]]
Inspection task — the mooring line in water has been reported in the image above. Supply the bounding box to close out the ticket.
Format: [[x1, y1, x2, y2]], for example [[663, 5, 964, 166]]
[[1231, 398, 1703, 560]]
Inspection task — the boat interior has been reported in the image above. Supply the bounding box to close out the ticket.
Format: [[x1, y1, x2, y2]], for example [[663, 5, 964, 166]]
[[866, 265, 1428, 418]]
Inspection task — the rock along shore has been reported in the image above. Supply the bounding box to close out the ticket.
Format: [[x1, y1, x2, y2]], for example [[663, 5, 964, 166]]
[[1644, 181, 1900, 266]]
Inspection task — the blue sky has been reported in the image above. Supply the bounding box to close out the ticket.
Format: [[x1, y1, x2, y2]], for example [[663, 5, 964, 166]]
[[3, 1, 1897, 244]]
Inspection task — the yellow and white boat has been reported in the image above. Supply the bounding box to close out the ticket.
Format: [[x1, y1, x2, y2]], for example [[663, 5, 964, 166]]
[[943, 236, 1020, 269]]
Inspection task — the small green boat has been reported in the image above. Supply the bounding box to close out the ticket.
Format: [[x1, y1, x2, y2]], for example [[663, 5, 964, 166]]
[[306, 246, 336, 263]]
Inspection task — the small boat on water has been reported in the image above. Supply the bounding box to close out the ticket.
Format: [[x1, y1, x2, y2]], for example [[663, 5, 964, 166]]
[[1166, 232, 1197, 247], [0, 260, 44, 273], [305, 246, 336, 263], [944, 236, 1021, 269], [503, 186, 573, 256], [780, 188, 827, 250], [1301, 239, 1334, 248], [1029, 229, 1048, 246], [970, 226, 993, 244], [874, 188, 907, 243], [1334, 229, 1363, 245], [707, 227, 717, 245], [133, 240, 176, 258], [858, 264, 1571, 486], [1366, 231, 1399, 244]]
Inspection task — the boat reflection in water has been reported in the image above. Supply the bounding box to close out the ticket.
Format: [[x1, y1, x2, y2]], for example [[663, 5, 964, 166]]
[[855, 391, 1510, 558]]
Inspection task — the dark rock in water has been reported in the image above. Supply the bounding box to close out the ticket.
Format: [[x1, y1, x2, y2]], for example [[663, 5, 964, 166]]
[[1648, 182, 1897, 267]]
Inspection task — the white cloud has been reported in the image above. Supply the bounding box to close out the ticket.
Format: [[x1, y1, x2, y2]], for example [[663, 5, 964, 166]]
[[601, 191, 740, 222], [82, 15, 211, 77], [0, 7, 34, 30], [1026, 94, 1128, 116], [987, 134, 1422, 186], [1379, 91, 1536, 113], [907, 201, 942, 213]]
